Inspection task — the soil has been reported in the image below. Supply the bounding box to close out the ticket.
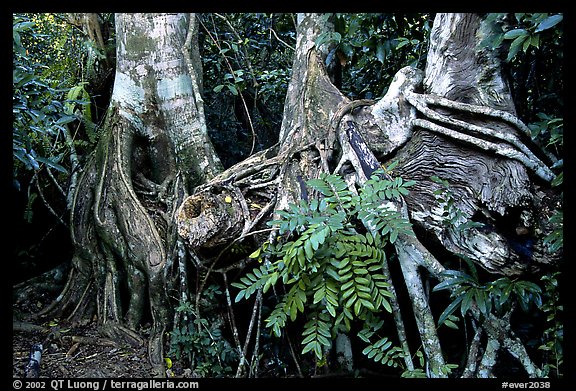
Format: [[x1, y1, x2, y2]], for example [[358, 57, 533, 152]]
[[12, 284, 187, 379], [13, 321, 154, 378]]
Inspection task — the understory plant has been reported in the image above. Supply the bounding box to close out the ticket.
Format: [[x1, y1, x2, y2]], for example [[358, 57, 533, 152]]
[[233, 167, 416, 369]]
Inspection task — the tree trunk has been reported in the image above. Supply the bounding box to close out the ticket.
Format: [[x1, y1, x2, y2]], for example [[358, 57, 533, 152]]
[[39, 13, 222, 375], [395, 13, 559, 277]]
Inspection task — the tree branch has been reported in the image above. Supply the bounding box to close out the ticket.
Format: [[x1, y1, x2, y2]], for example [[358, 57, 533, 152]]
[[462, 324, 482, 378], [235, 289, 262, 377], [395, 235, 446, 377], [248, 296, 263, 377], [335, 117, 446, 376], [382, 258, 415, 371], [222, 272, 243, 361], [269, 27, 295, 51], [200, 14, 257, 155], [32, 174, 68, 228], [63, 108, 82, 211], [478, 337, 499, 378]]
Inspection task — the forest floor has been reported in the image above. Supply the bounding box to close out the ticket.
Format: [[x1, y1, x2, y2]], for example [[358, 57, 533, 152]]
[[12, 286, 170, 378], [13, 321, 154, 378]]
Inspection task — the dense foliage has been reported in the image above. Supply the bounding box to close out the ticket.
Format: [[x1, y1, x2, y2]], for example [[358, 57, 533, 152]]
[[332, 13, 431, 99], [483, 13, 564, 187], [12, 14, 114, 280], [13, 15, 78, 183], [199, 13, 295, 167], [13, 14, 113, 187]]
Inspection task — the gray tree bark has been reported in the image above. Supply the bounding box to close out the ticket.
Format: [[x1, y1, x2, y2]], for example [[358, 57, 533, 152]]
[[39, 13, 223, 376]]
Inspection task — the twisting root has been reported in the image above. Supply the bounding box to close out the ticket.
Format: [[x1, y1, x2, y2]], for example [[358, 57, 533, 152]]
[[405, 92, 555, 182]]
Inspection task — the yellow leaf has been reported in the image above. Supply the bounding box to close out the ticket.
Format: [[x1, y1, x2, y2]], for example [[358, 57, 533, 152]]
[[250, 203, 262, 209], [225, 196, 232, 203], [164, 357, 173, 369]]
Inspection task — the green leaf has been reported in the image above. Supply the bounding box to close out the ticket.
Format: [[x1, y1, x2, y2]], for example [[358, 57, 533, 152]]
[[461, 289, 474, 316], [290, 301, 298, 322], [326, 267, 340, 281], [301, 341, 316, 355], [444, 319, 459, 330], [522, 35, 532, 52], [376, 43, 386, 63], [551, 172, 563, 187], [503, 28, 528, 40], [342, 287, 356, 301], [234, 290, 245, 303], [475, 289, 488, 315], [313, 287, 325, 304], [507, 35, 528, 62], [389, 229, 398, 244], [515, 280, 542, 294], [395, 38, 409, 49], [357, 289, 371, 299], [56, 115, 77, 125], [380, 340, 392, 351], [265, 272, 278, 292], [534, 14, 563, 33], [35, 156, 68, 173], [438, 295, 465, 327], [498, 282, 513, 308], [530, 34, 540, 49], [338, 257, 351, 269], [362, 299, 375, 311], [317, 332, 331, 345], [380, 297, 392, 313], [315, 31, 341, 49], [354, 276, 370, 286], [227, 84, 238, 96], [433, 276, 470, 292], [344, 293, 357, 309], [353, 299, 363, 316], [304, 239, 314, 260], [309, 233, 320, 251], [326, 303, 336, 317], [297, 247, 306, 269], [302, 333, 317, 345], [249, 247, 261, 259]]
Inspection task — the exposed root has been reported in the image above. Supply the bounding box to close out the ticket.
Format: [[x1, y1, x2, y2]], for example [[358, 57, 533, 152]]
[[406, 87, 555, 183]]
